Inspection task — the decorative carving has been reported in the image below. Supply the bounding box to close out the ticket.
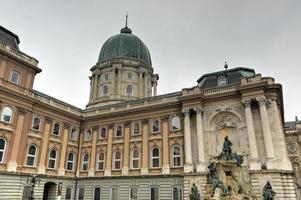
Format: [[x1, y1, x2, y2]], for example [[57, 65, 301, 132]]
[[142, 119, 149, 125], [215, 114, 237, 129], [288, 143, 297, 153], [182, 108, 190, 115], [161, 115, 169, 122], [256, 96, 266, 106], [17, 107, 28, 114], [63, 122, 71, 129], [124, 121, 131, 127], [194, 106, 203, 114], [241, 99, 251, 107], [108, 123, 114, 129], [45, 116, 53, 123]]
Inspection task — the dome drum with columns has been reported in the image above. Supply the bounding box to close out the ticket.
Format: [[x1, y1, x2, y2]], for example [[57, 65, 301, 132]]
[[87, 24, 159, 108]]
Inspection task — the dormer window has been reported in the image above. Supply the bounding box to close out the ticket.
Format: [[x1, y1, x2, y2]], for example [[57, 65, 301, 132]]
[[10, 70, 21, 85], [217, 75, 227, 86]]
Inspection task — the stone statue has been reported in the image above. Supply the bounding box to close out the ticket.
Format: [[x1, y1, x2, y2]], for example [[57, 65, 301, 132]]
[[234, 153, 244, 166], [190, 183, 201, 200], [222, 136, 233, 160], [208, 161, 217, 179], [262, 182, 276, 200]]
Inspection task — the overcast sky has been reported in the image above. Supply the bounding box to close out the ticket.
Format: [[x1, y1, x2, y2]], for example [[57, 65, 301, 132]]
[[1, 0, 300, 121]]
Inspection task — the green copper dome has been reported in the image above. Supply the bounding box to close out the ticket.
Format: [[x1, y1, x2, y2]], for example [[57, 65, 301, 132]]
[[98, 27, 152, 66]]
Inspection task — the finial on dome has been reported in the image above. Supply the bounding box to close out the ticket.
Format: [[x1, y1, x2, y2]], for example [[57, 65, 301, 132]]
[[121, 12, 132, 34], [224, 61, 228, 70]]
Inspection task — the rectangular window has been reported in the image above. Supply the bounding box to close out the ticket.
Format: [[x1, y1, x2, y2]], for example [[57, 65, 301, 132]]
[[10, 70, 21, 85], [111, 187, 118, 200], [151, 187, 159, 200], [65, 187, 72, 200], [78, 188, 85, 200], [94, 187, 101, 200], [172, 187, 182, 200], [130, 187, 138, 200]]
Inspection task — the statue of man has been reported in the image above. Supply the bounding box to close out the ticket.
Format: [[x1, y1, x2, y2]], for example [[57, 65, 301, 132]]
[[262, 181, 276, 200], [190, 183, 201, 200], [222, 136, 233, 160], [208, 161, 217, 179]]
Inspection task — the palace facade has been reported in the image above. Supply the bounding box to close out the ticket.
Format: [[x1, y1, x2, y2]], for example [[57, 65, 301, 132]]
[[0, 24, 299, 199]]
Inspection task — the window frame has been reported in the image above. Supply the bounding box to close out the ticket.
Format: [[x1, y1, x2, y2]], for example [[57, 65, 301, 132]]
[[25, 144, 38, 167], [115, 125, 123, 138], [70, 127, 78, 140], [132, 122, 141, 135], [170, 116, 181, 131], [113, 150, 122, 170], [110, 186, 119, 200], [129, 186, 138, 200], [99, 127, 107, 139], [172, 145, 182, 167], [82, 153, 89, 171], [151, 147, 160, 168], [151, 119, 160, 133], [172, 186, 183, 200], [32, 116, 42, 131], [150, 186, 160, 200], [93, 187, 101, 200], [0, 138, 7, 163], [0, 105, 13, 124], [66, 152, 75, 171], [9, 70, 21, 85], [102, 85, 109, 97], [127, 72, 132, 80], [97, 151, 105, 171], [77, 187, 85, 200], [84, 129, 92, 141], [65, 187, 72, 200], [52, 122, 60, 136], [131, 149, 140, 169], [48, 148, 57, 169], [125, 85, 133, 96]]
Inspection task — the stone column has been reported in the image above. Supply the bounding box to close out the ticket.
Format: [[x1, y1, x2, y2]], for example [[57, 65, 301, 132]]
[[270, 99, 292, 170], [162, 116, 170, 174], [242, 99, 260, 170], [89, 76, 94, 101], [58, 123, 70, 176], [153, 81, 157, 96], [37, 116, 52, 174], [141, 119, 149, 175], [111, 68, 116, 96], [182, 108, 193, 173], [76, 129, 83, 177], [256, 97, 276, 169], [0, 56, 7, 78], [195, 107, 206, 172], [7, 107, 27, 172], [122, 121, 130, 175], [139, 71, 143, 98], [105, 124, 114, 176], [144, 74, 148, 97], [89, 126, 98, 176], [92, 73, 99, 99], [117, 68, 122, 96]]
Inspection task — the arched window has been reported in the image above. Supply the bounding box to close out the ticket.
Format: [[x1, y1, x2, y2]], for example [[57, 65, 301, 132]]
[[172, 187, 183, 200], [97, 152, 105, 170], [70, 128, 77, 140], [152, 147, 160, 168], [48, 149, 57, 169], [0, 138, 6, 163], [94, 187, 101, 200], [126, 85, 133, 96], [10, 70, 21, 85], [116, 125, 123, 137], [171, 116, 180, 131], [102, 85, 109, 96], [84, 129, 92, 141], [152, 120, 160, 133], [133, 122, 140, 135], [113, 150, 122, 170], [150, 187, 159, 200], [52, 122, 60, 135], [99, 127, 107, 139], [32, 116, 41, 131], [110, 187, 118, 200], [1, 106, 13, 123], [78, 187, 85, 200], [130, 186, 138, 200], [131, 149, 140, 169], [172, 145, 182, 167], [66, 152, 74, 171], [26, 145, 37, 166], [82, 153, 89, 171]]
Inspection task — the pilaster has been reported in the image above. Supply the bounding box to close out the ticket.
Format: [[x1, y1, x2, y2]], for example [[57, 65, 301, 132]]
[[58, 123, 70, 176], [141, 119, 149, 175], [162, 116, 170, 174], [122, 121, 131, 175], [105, 124, 114, 176], [88, 126, 98, 177]]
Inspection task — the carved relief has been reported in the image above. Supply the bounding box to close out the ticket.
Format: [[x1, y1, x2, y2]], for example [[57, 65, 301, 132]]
[[215, 114, 237, 130], [288, 143, 297, 153]]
